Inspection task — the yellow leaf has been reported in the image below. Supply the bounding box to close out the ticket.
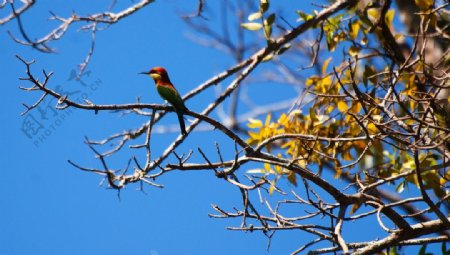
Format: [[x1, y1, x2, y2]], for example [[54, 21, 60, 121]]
[[428, 12, 437, 27], [265, 113, 272, 126], [334, 166, 342, 179], [287, 172, 297, 186], [361, 37, 368, 45], [367, 122, 378, 134], [274, 164, 282, 174], [326, 105, 335, 114], [439, 169, 450, 186], [289, 109, 302, 117], [248, 118, 263, 128], [278, 113, 287, 125], [305, 76, 319, 87], [248, 131, 260, 140], [385, 9, 395, 26], [350, 203, 361, 215], [367, 8, 380, 24], [372, 115, 382, 122], [349, 46, 360, 57], [318, 76, 332, 93], [241, 22, 263, 31], [297, 159, 307, 168], [264, 163, 272, 172], [349, 20, 360, 40], [363, 65, 378, 85], [326, 33, 337, 52], [395, 33, 404, 42], [350, 102, 362, 114], [247, 131, 261, 145], [342, 150, 353, 161], [415, 0, 433, 10], [269, 180, 275, 195], [337, 101, 348, 112], [322, 57, 332, 75]]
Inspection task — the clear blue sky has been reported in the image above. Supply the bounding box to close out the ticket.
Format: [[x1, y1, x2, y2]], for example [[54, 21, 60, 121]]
[[0, 1, 444, 254]]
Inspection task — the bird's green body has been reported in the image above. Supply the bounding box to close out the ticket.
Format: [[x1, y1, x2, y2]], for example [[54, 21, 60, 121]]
[[156, 82, 187, 135], [141, 67, 188, 135], [156, 83, 187, 114]]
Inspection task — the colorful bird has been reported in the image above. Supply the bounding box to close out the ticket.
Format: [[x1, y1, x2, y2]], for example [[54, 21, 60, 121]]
[[140, 67, 188, 135]]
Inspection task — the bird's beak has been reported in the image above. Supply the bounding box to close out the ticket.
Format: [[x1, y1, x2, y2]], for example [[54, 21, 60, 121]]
[[139, 71, 149, 75]]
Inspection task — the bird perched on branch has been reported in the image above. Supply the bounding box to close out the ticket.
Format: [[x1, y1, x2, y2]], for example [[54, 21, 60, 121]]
[[140, 67, 188, 135]]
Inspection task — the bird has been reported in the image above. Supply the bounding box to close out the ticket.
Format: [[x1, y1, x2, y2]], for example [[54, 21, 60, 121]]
[[140, 67, 188, 135]]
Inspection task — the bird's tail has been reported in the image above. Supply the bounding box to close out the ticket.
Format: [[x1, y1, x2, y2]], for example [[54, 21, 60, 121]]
[[177, 111, 187, 135]]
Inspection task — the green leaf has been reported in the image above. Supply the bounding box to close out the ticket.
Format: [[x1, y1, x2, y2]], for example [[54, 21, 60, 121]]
[[389, 246, 398, 255], [363, 65, 377, 86], [328, 14, 344, 27], [260, 0, 269, 13], [419, 244, 427, 255], [261, 53, 274, 62], [296, 10, 313, 22], [276, 43, 291, 55], [263, 24, 272, 39], [246, 168, 265, 174], [241, 22, 263, 31], [248, 12, 262, 21], [266, 13, 275, 25], [442, 242, 450, 255], [396, 181, 405, 193], [263, 13, 275, 39], [326, 32, 338, 52]]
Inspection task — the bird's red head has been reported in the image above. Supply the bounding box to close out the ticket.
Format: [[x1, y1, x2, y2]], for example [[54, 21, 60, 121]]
[[149, 67, 168, 76], [140, 67, 171, 84]]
